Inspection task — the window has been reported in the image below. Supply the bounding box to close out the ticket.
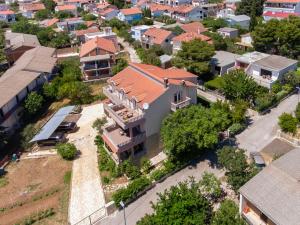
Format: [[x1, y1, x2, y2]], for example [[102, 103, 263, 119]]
[[173, 91, 182, 103]]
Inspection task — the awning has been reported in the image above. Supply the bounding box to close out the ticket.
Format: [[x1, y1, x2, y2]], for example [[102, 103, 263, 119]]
[[30, 105, 75, 142]]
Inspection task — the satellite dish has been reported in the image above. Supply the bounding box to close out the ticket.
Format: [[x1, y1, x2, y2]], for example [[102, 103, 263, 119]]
[[143, 103, 149, 110]]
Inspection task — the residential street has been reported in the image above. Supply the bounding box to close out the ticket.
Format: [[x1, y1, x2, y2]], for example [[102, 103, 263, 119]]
[[117, 37, 141, 63], [236, 94, 298, 153], [99, 152, 224, 225]]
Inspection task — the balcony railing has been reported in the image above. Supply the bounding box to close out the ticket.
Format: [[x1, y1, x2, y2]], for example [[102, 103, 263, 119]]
[[171, 97, 191, 112]]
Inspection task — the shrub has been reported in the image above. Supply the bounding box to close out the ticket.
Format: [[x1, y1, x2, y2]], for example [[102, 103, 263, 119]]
[[163, 160, 176, 173], [275, 90, 289, 101], [204, 76, 224, 90], [271, 82, 282, 93], [282, 83, 293, 93], [228, 123, 246, 135], [112, 176, 151, 207], [92, 117, 107, 134], [24, 92, 44, 115], [21, 124, 40, 150], [56, 143, 77, 160], [141, 157, 152, 174], [120, 160, 141, 180], [63, 171, 72, 185], [295, 103, 300, 121], [278, 113, 298, 134], [102, 176, 111, 184], [254, 93, 276, 112], [150, 169, 167, 181], [98, 146, 118, 177]]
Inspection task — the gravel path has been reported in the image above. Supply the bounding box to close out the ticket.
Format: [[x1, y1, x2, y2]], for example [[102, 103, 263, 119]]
[[117, 37, 141, 63], [68, 104, 106, 225]]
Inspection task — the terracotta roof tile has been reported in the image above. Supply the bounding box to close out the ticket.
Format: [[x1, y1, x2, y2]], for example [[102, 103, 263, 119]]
[[96, 3, 111, 9], [171, 5, 195, 14], [0, 10, 15, 15], [144, 28, 172, 45], [75, 27, 99, 36], [85, 21, 97, 27], [99, 8, 117, 16], [149, 3, 171, 12], [266, 0, 300, 2], [181, 22, 207, 34], [120, 7, 142, 15], [263, 11, 299, 18], [56, 5, 76, 11], [23, 3, 45, 11], [80, 36, 118, 57], [46, 18, 59, 27]]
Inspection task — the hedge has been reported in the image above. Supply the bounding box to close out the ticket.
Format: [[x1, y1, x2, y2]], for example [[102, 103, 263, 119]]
[[204, 77, 224, 90]]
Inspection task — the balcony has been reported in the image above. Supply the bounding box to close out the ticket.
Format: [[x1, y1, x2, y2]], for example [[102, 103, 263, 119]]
[[251, 74, 274, 89], [171, 97, 191, 112], [102, 124, 146, 153], [242, 211, 267, 225]]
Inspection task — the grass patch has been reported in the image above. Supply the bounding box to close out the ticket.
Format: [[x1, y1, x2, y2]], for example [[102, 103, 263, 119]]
[[63, 171, 72, 185], [0, 177, 8, 188], [204, 76, 224, 90], [14, 208, 55, 225]]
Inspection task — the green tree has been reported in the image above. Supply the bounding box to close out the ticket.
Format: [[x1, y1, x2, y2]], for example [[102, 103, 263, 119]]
[[295, 103, 300, 121], [172, 39, 215, 76], [41, 0, 56, 11], [236, 0, 265, 16], [278, 113, 298, 134], [202, 17, 227, 31], [92, 117, 107, 134], [55, 11, 73, 19], [82, 13, 97, 21], [58, 81, 92, 104], [221, 70, 258, 102], [142, 7, 151, 18], [199, 172, 222, 200], [49, 32, 71, 48], [231, 99, 248, 123], [35, 9, 51, 20], [137, 178, 212, 225], [212, 200, 246, 225], [112, 58, 128, 75], [56, 143, 77, 160], [249, 0, 257, 31], [24, 92, 44, 114]]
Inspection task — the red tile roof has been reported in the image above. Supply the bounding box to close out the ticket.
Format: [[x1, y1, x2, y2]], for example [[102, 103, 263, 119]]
[[173, 32, 212, 43], [171, 5, 195, 14], [96, 3, 111, 9], [75, 27, 99, 37], [23, 3, 45, 11], [266, 0, 300, 2], [181, 22, 207, 34], [0, 10, 15, 15], [144, 28, 172, 45], [149, 3, 171, 12], [120, 7, 142, 15], [46, 18, 59, 27], [56, 4, 76, 11], [99, 7, 117, 16], [85, 21, 97, 27], [80, 37, 118, 57], [263, 11, 299, 18]]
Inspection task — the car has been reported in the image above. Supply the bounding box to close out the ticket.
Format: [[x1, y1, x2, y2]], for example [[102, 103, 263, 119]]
[[37, 132, 66, 146], [71, 105, 82, 114], [250, 152, 266, 169], [56, 121, 77, 132]]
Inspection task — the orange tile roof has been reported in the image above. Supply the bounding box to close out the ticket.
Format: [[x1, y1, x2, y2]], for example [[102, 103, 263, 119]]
[[75, 27, 99, 36], [46, 18, 59, 27], [180, 22, 207, 34], [96, 3, 111, 9], [23, 3, 45, 11], [266, 0, 300, 2], [80, 37, 118, 57], [144, 28, 172, 45], [56, 4, 76, 11], [99, 7, 117, 16], [67, 0, 89, 3], [173, 32, 211, 43], [120, 7, 142, 15], [0, 10, 15, 15], [171, 5, 195, 14], [85, 20, 97, 27], [149, 3, 171, 12]]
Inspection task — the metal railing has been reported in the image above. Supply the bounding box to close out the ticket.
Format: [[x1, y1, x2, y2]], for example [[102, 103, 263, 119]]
[[73, 207, 107, 225]]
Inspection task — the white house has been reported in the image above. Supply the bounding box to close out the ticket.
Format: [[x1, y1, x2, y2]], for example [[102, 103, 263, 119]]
[[131, 25, 151, 42]]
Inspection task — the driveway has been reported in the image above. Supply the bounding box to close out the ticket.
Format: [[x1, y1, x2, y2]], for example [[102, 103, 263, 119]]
[[117, 37, 141, 63], [236, 94, 299, 153], [99, 151, 224, 225], [68, 104, 106, 225]]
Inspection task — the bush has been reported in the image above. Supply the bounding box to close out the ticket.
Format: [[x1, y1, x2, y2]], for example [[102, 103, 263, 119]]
[[150, 169, 167, 181], [141, 157, 152, 174], [163, 160, 176, 173], [102, 176, 111, 184], [56, 143, 77, 160], [271, 82, 282, 93], [98, 146, 119, 177], [278, 113, 298, 134], [120, 160, 141, 180], [254, 93, 276, 112], [24, 92, 44, 114], [92, 117, 107, 134], [275, 90, 289, 101], [204, 77, 224, 90], [295, 103, 300, 121], [228, 123, 246, 135], [112, 176, 151, 207], [21, 124, 40, 149], [282, 83, 293, 93]]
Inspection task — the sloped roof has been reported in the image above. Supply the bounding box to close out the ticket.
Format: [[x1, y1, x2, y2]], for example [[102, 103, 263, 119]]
[[120, 7, 142, 15], [180, 22, 207, 34], [56, 4, 76, 11], [5, 31, 40, 50], [263, 11, 299, 18], [80, 37, 118, 57], [0, 10, 15, 15], [144, 28, 172, 45], [240, 149, 300, 225], [75, 27, 99, 37], [254, 55, 298, 71], [22, 3, 45, 11], [99, 7, 118, 16]]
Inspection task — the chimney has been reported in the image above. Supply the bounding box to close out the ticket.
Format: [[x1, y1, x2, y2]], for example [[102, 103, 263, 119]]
[[164, 78, 169, 88], [181, 80, 185, 86]]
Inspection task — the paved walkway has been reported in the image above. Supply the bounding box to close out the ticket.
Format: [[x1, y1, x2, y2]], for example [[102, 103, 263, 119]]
[[117, 37, 141, 63], [197, 88, 225, 103], [99, 152, 224, 225], [68, 104, 106, 225], [236, 94, 299, 153]]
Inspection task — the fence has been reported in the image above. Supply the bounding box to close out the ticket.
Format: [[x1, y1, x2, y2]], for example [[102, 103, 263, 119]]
[[73, 207, 107, 225]]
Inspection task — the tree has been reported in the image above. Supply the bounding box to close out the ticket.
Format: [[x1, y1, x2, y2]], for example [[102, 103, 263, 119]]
[[49, 32, 71, 48], [56, 143, 77, 160], [41, 0, 56, 11], [295, 103, 300, 121], [24, 92, 44, 114], [202, 17, 227, 31], [112, 58, 128, 75], [142, 8, 151, 18], [249, 0, 257, 31], [236, 0, 265, 17], [55, 11, 73, 19], [92, 117, 107, 134], [231, 99, 248, 123], [199, 172, 222, 200], [58, 81, 92, 104], [35, 9, 51, 20], [221, 70, 258, 102], [21, 124, 40, 149], [278, 113, 298, 134], [212, 200, 246, 225], [82, 13, 97, 21], [172, 39, 215, 76], [137, 178, 212, 225]]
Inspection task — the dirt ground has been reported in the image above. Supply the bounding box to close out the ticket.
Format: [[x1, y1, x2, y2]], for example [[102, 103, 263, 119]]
[[0, 155, 72, 225]]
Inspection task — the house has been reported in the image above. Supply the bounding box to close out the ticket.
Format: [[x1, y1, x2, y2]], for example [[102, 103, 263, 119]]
[[169, 5, 207, 22], [192, 0, 209, 6], [201, 3, 222, 17], [117, 7, 142, 24], [0, 10, 16, 23], [236, 33, 253, 50], [142, 28, 173, 52], [172, 32, 212, 53], [210, 51, 240, 75], [239, 149, 300, 225], [79, 36, 119, 80], [20, 3, 45, 18], [84, 27, 118, 46], [131, 25, 151, 42], [101, 63, 197, 163], [217, 27, 238, 38], [180, 21, 207, 33], [148, 3, 170, 17], [39, 18, 60, 27], [74, 27, 100, 43], [5, 31, 41, 65], [57, 17, 85, 31], [153, 0, 192, 6], [263, 0, 300, 21], [235, 52, 298, 88], [159, 54, 172, 68], [55, 4, 78, 17], [65, 0, 90, 8], [99, 8, 119, 20], [226, 14, 250, 29], [0, 46, 57, 131], [225, 0, 241, 11]]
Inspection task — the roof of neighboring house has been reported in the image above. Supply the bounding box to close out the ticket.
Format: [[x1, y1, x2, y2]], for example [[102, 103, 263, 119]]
[[263, 11, 299, 18], [159, 54, 172, 64], [173, 32, 211, 43], [108, 63, 197, 106], [266, 0, 300, 2], [144, 28, 172, 45], [0, 46, 57, 108], [0, 10, 15, 15], [131, 25, 150, 31], [56, 4, 76, 11], [180, 22, 207, 34], [120, 7, 142, 15], [240, 149, 300, 225], [80, 36, 118, 57], [171, 5, 195, 14], [217, 27, 238, 32], [85, 20, 97, 27], [22, 3, 45, 11], [229, 14, 250, 21], [99, 7, 118, 16], [5, 31, 40, 50], [45, 18, 59, 27], [149, 3, 171, 12], [75, 27, 99, 37], [254, 55, 298, 71], [236, 51, 270, 64], [211, 51, 240, 67], [96, 2, 111, 9]]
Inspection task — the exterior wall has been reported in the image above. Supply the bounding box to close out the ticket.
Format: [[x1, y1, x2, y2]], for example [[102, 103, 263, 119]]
[[218, 30, 238, 38], [241, 35, 252, 45], [131, 28, 149, 41], [172, 7, 206, 22], [0, 14, 15, 22], [263, 2, 300, 14], [102, 10, 119, 20], [118, 12, 143, 23], [211, 62, 235, 75]]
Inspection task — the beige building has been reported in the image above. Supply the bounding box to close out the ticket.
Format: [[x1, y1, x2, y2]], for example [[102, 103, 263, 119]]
[[102, 63, 198, 163]]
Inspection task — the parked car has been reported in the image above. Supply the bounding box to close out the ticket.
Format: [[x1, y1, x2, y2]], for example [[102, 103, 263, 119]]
[[250, 152, 266, 169], [37, 132, 66, 146], [56, 121, 77, 132]]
